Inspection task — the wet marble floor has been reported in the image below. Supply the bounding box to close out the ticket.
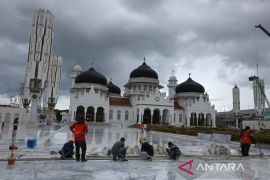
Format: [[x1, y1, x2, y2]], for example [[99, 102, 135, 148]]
[[1, 123, 270, 179]]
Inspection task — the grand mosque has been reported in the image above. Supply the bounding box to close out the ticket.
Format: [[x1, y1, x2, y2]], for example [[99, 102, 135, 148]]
[[69, 60, 216, 127]]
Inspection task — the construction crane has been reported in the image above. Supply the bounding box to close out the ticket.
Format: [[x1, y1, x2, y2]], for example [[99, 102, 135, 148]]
[[252, 24, 270, 108], [255, 24, 270, 37], [249, 76, 270, 108]]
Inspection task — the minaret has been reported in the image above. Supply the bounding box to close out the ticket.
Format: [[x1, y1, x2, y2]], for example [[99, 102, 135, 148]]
[[233, 84, 240, 111], [23, 9, 55, 109], [71, 64, 82, 87], [233, 84, 240, 128], [22, 9, 59, 141], [167, 70, 178, 99]]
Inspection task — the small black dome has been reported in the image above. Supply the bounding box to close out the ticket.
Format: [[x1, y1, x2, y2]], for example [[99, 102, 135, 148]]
[[175, 77, 205, 93], [107, 81, 121, 94], [75, 67, 107, 85], [130, 62, 158, 79]]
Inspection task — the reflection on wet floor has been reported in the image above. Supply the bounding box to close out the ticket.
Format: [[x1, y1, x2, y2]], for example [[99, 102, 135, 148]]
[[1, 123, 270, 158]]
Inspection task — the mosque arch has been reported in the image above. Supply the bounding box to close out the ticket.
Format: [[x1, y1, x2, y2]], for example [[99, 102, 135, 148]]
[[143, 108, 151, 124], [76, 106, 85, 121], [96, 107, 104, 122], [152, 108, 160, 124], [162, 109, 169, 125], [136, 109, 139, 123], [206, 113, 212, 127], [198, 113, 205, 126], [86, 106, 94, 122], [190, 112, 197, 126]]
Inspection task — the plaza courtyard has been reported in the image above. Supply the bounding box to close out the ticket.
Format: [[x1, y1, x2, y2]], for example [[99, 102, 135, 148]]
[[1, 123, 270, 179]]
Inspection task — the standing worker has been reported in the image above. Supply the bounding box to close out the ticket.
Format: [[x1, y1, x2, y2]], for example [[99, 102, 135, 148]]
[[240, 126, 253, 156], [70, 117, 88, 162]]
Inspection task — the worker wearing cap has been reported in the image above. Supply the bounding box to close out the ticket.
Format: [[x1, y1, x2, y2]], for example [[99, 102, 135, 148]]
[[139, 136, 154, 161]]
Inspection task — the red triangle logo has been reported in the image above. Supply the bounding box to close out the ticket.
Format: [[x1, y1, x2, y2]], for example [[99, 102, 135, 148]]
[[178, 160, 193, 175]]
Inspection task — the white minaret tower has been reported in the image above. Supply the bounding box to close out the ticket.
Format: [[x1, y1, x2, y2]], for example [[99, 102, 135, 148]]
[[167, 70, 178, 99], [23, 9, 55, 139], [233, 84, 240, 129], [70, 64, 82, 88], [233, 84, 240, 111]]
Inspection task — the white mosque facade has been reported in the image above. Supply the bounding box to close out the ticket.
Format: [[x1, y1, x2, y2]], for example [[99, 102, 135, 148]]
[[69, 61, 216, 127]]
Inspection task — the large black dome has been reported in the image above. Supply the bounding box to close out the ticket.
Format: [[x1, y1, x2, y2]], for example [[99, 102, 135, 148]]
[[107, 81, 121, 94], [75, 67, 107, 85], [130, 62, 158, 79], [175, 77, 205, 93]]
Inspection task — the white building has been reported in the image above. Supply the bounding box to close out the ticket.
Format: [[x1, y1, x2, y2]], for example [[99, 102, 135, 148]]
[[69, 60, 216, 127]]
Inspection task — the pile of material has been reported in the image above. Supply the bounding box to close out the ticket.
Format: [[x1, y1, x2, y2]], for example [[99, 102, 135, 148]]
[[207, 143, 230, 155]]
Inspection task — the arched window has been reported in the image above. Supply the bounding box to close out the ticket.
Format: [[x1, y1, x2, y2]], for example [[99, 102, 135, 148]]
[[125, 111, 129, 120], [117, 110, 121, 120], [109, 110, 113, 120]]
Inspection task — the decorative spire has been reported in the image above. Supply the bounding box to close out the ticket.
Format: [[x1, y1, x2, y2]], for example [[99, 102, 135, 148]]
[[110, 78, 112, 82], [172, 69, 175, 76], [189, 73, 191, 78], [143, 57, 146, 63], [91, 62, 94, 68], [77, 57, 79, 65]]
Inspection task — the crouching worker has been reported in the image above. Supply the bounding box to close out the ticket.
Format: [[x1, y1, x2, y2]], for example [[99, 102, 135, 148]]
[[166, 142, 181, 160], [70, 118, 88, 162], [111, 137, 128, 161], [139, 137, 154, 161], [58, 140, 74, 159]]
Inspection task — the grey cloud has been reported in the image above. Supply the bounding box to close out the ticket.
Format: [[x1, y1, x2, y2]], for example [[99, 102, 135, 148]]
[[0, 0, 270, 108]]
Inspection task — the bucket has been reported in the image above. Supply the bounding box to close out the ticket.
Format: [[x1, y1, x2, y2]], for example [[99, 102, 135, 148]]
[[7, 157, 16, 165], [27, 139, 37, 148]]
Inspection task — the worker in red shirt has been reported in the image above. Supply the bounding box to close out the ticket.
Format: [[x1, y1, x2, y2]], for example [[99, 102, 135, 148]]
[[240, 126, 253, 156], [70, 117, 88, 162]]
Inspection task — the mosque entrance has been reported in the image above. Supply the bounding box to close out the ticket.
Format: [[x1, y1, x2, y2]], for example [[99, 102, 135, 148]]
[[190, 112, 197, 126], [162, 109, 169, 125], [96, 107, 104, 122], [206, 113, 212, 126], [143, 108, 151, 124], [198, 113, 204, 126], [152, 109, 160, 124], [76, 106, 85, 121], [86, 106, 94, 122]]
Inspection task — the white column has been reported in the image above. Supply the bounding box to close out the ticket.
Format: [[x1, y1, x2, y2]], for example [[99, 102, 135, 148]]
[[212, 112, 216, 127], [160, 111, 163, 124], [187, 113, 190, 126], [105, 111, 109, 123], [170, 112, 174, 125]]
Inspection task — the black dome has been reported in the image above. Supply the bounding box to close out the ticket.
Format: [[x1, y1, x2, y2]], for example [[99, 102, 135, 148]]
[[75, 67, 107, 85], [107, 81, 121, 94], [175, 77, 205, 93], [130, 62, 158, 79]]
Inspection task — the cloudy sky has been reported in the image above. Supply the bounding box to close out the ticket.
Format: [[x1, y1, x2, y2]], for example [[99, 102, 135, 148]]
[[0, 0, 270, 112]]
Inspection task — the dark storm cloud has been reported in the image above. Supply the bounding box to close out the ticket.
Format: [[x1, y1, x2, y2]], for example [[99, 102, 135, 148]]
[[0, 0, 270, 105]]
